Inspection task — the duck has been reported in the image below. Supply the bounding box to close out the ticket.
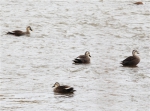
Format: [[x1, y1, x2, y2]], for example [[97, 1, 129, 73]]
[[121, 50, 140, 66], [73, 51, 91, 64], [7, 26, 32, 36], [52, 82, 76, 94], [134, 2, 143, 5]]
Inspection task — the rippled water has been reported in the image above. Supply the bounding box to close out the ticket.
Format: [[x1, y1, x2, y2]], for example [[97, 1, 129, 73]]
[[1, 0, 150, 111]]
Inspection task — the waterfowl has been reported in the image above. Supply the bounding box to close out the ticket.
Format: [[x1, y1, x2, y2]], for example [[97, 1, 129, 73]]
[[73, 51, 91, 64], [121, 50, 140, 66], [52, 82, 76, 94], [134, 2, 143, 5], [7, 26, 32, 36]]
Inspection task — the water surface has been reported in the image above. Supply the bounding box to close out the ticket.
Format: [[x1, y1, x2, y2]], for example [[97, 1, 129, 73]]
[[1, 0, 150, 111]]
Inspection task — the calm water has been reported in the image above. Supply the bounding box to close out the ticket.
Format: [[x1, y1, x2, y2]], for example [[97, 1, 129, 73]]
[[1, 0, 150, 111]]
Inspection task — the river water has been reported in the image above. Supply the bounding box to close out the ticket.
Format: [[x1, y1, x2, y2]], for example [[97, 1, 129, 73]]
[[0, 0, 150, 111]]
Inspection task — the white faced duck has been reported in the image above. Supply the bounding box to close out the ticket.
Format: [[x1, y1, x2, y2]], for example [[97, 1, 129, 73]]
[[134, 2, 143, 5], [121, 50, 140, 67], [52, 82, 76, 94], [73, 51, 91, 64], [7, 26, 32, 36]]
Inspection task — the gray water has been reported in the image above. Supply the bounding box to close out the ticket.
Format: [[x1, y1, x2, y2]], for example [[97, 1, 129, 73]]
[[0, 0, 150, 111]]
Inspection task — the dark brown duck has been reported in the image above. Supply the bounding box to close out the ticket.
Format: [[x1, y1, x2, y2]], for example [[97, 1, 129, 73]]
[[134, 2, 143, 5], [52, 82, 76, 94], [121, 50, 140, 67], [73, 51, 91, 64], [7, 26, 32, 36]]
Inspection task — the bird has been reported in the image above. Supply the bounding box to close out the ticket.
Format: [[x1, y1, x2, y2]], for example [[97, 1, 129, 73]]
[[7, 26, 32, 36], [121, 50, 140, 67], [134, 2, 143, 5], [52, 82, 76, 94], [73, 51, 91, 64]]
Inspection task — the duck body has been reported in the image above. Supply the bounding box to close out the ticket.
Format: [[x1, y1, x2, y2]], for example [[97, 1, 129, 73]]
[[134, 2, 143, 5], [73, 51, 91, 64], [7, 26, 32, 36], [53, 82, 75, 94], [121, 50, 140, 66], [54, 86, 75, 93], [7, 30, 26, 36]]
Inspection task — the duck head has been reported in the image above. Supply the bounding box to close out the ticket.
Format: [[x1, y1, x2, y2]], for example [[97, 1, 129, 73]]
[[52, 82, 60, 88], [85, 51, 91, 57]]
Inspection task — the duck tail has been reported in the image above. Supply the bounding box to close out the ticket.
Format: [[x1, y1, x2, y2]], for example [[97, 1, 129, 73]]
[[73, 59, 82, 63], [7, 32, 14, 35], [72, 90, 76, 92], [120, 61, 123, 64]]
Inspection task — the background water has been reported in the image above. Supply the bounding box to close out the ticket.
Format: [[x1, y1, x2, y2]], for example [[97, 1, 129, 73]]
[[0, 0, 150, 111]]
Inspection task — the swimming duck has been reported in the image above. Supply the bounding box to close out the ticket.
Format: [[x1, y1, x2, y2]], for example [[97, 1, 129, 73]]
[[73, 51, 91, 64], [52, 82, 76, 94], [134, 2, 143, 5], [121, 50, 140, 66], [7, 26, 32, 36]]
